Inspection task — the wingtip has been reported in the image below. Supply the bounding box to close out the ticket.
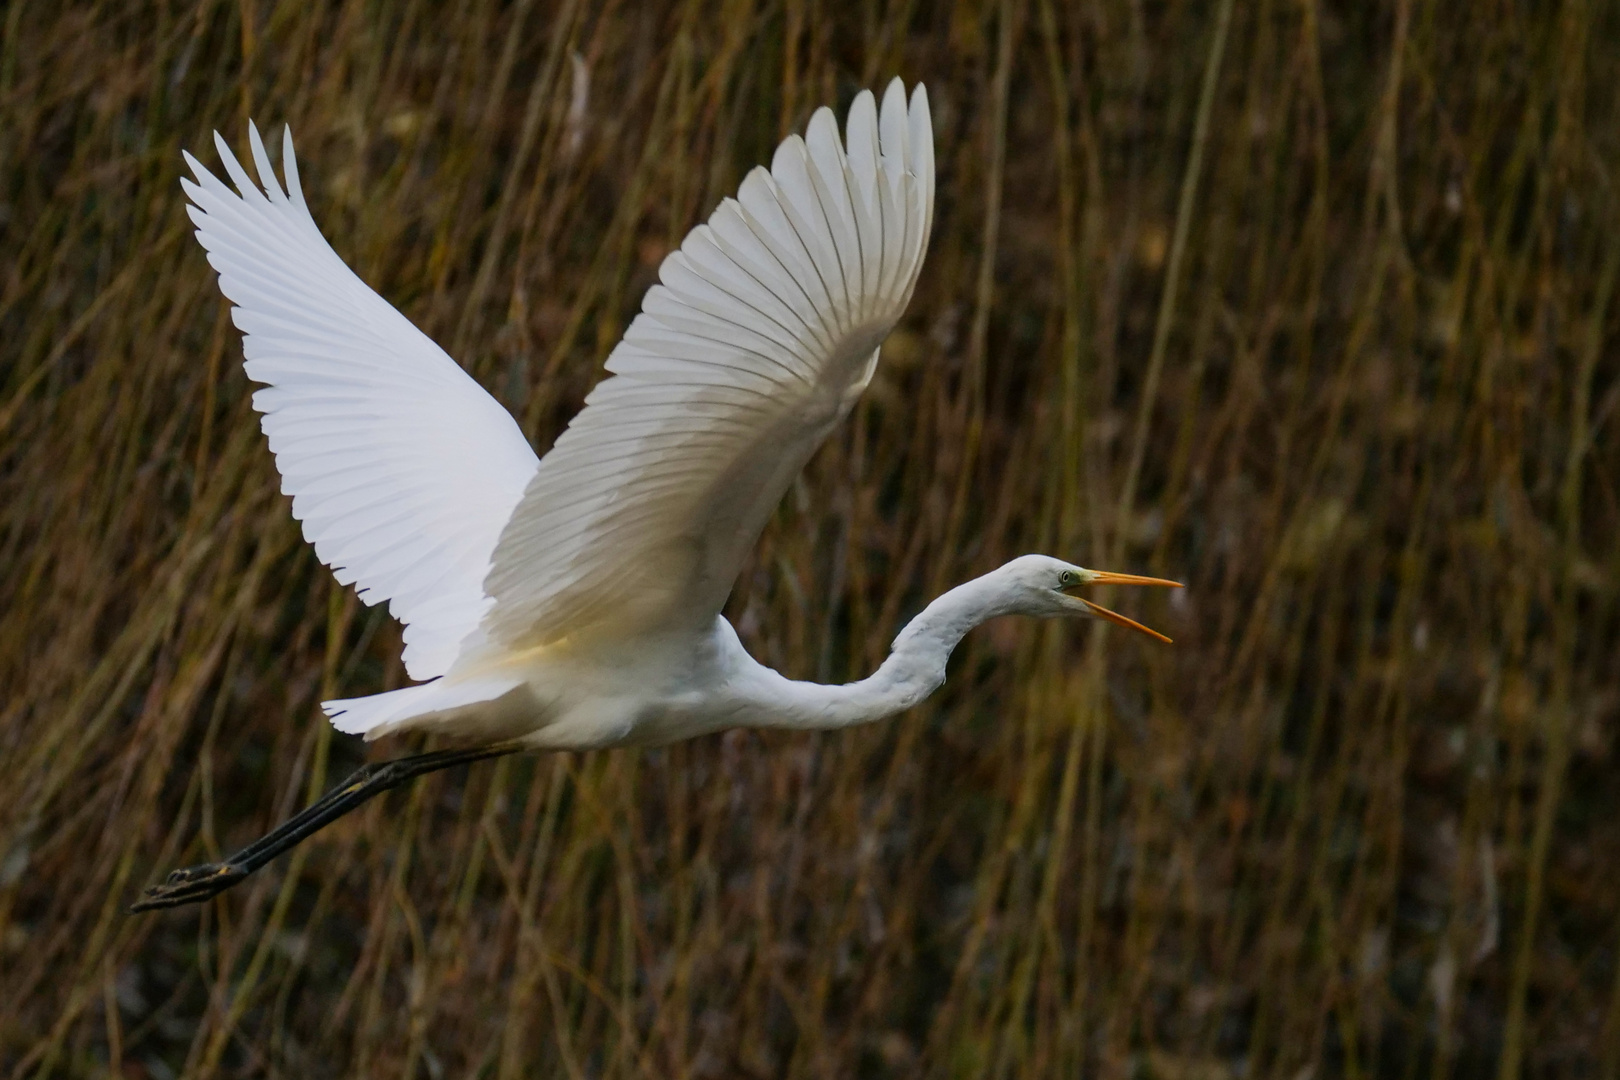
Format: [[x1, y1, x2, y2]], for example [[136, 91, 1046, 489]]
[[246, 120, 283, 202], [279, 124, 310, 212], [806, 106, 841, 146], [878, 79, 910, 166], [770, 132, 807, 175], [908, 83, 935, 221], [212, 130, 244, 189], [211, 127, 266, 200], [908, 83, 932, 141]]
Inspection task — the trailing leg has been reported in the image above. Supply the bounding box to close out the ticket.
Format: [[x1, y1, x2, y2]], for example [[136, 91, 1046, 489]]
[[130, 742, 522, 912]]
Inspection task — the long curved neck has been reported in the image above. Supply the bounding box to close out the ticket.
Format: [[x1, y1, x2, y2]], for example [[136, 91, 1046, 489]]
[[744, 571, 1016, 731]]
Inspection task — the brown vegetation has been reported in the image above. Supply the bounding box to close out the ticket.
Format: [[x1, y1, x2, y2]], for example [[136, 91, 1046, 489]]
[[3, 0, 1619, 1076]]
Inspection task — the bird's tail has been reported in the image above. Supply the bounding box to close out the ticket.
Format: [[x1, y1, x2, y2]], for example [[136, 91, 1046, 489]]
[[323, 674, 526, 741]]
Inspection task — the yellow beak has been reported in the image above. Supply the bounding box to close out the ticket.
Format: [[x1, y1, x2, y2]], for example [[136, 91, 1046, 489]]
[[1070, 570, 1183, 644]]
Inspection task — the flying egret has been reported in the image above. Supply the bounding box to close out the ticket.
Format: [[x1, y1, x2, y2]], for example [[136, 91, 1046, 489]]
[[132, 80, 1180, 913]]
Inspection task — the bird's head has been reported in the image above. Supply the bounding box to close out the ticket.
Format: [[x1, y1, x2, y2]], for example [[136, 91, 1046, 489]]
[[993, 554, 1182, 642]]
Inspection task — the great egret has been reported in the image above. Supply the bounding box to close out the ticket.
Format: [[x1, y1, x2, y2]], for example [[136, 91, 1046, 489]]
[[132, 80, 1179, 913]]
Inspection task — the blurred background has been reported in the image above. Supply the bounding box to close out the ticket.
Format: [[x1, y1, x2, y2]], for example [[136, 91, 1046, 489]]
[[3, 0, 1619, 1076]]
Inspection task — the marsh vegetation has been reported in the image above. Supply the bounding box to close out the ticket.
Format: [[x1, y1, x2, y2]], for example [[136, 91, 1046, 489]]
[[2, 0, 1619, 1075]]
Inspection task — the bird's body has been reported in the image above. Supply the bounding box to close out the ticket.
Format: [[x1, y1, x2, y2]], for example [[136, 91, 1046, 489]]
[[328, 559, 1074, 751], [336, 614, 869, 751], [133, 79, 1179, 912]]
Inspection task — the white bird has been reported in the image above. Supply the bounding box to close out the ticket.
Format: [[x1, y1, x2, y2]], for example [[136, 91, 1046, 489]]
[[133, 80, 1180, 912]]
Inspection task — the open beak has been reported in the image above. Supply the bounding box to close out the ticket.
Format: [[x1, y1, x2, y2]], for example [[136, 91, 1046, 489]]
[[1068, 570, 1183, 644]]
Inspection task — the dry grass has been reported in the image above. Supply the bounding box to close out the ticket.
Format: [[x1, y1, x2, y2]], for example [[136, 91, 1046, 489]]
[[3, 0, 1620, 1076]]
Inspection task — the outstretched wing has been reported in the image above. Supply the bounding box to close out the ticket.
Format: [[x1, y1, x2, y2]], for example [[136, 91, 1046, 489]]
[[183, 125, 539, 680], [480, 80, 934, 651]]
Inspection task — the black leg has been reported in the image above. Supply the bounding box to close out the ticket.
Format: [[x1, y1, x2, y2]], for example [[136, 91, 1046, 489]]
[[130, 742, 523, 913]]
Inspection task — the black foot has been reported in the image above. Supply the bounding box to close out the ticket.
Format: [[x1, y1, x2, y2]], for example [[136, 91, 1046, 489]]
[[129, 861, 249, 912]]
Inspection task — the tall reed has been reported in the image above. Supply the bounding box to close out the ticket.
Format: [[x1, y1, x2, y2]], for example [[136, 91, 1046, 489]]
[[2, 1, 1617, 1076]]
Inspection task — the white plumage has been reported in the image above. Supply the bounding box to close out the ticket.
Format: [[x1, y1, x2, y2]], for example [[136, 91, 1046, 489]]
[[481, 82, 933, 652], [183, 129, 538, 680], [133, 79, 1186, 913], [181, 79, 1176, 750]]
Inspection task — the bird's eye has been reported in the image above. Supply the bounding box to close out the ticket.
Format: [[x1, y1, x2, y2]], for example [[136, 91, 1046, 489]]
[[1059, 570, 1076, 587]]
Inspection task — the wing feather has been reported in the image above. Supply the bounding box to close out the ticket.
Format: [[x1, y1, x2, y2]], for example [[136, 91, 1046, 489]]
[[479, 81, 933, 652], [185, 123, 539, 679]]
